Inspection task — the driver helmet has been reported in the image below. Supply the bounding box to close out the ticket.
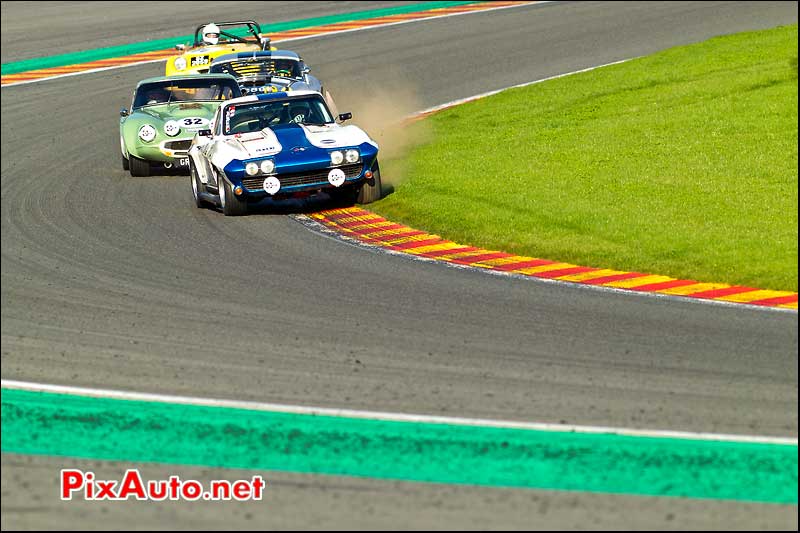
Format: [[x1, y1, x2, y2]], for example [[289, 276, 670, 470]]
[[202, 23, 220, 45]]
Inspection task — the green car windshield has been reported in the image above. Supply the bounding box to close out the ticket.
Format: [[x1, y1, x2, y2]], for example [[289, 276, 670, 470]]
[[224, 95, 334, 134], [134, 79, 239, 109]]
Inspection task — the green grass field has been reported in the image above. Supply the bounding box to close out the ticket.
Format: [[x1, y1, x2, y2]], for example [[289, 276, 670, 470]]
[[371, 25, 798, 291]]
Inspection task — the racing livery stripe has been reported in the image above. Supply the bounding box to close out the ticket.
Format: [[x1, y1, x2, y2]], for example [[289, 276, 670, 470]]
[[1, 1, 538, 86], [308, 207, 798, 311]]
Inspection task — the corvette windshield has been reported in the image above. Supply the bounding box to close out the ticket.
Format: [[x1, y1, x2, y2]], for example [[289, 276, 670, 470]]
[[134, 79, 238, 109], [210, 58, 301, 79], [224, 96, 334, 134]]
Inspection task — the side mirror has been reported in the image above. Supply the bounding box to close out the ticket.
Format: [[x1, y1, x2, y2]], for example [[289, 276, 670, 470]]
[[302, 66, 311, 74], [119, 108, 129, 117], [338, 112, 352, 122], [198, 129, 212, 137], [175, 44, 185, 51], [260, 36, 271, 51]]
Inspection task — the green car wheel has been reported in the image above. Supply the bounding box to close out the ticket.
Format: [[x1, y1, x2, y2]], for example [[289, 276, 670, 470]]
[[129, 155, 151, 177]]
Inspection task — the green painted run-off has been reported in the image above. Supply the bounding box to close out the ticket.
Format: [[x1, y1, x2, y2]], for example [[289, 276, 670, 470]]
[[0, 1, 482, 75], [1, 388, 797, 503]]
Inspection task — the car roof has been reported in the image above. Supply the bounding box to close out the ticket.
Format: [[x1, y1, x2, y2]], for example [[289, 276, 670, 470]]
[[135, 73, 239, 87]]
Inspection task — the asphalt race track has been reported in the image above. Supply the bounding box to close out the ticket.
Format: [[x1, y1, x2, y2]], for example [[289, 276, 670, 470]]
[[1, 1, 798, 529]]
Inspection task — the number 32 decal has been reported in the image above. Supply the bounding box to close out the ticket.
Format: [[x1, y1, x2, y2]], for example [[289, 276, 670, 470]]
[[182, 118, 203, 126]]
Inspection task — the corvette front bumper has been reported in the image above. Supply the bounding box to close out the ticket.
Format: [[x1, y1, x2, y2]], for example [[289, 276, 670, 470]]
[[235, 162, 368, 198]]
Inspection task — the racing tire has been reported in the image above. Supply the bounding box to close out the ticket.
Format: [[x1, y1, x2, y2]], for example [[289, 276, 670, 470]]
[[358, 160, 382, 204], [122, 154, 130, 171], [129, 155, 151, 177], [190, 160, 207, 208], [219, 176, 248, 216]]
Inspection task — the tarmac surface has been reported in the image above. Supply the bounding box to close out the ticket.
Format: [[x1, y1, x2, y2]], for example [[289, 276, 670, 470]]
[[1, 1, 797, 529]]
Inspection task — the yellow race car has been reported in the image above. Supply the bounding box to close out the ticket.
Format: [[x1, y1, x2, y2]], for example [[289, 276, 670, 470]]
[[166, 20, 274, 76]]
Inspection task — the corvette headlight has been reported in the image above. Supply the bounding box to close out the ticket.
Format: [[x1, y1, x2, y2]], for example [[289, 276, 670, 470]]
[[138, 124, 157, 143], [245, 162, 260, 176], [164, 120, 180, 137], [330, 150, 344, 165], [260, 160, 275, 174], [174, 57, 187, 71], [345, 149, 360, 163]]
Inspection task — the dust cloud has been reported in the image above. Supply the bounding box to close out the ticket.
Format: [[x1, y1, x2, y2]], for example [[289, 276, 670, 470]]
[[325, 83, 432, 189]]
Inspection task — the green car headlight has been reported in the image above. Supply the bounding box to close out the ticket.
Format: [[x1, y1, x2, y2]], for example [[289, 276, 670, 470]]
[[138, 124, 157, 143]]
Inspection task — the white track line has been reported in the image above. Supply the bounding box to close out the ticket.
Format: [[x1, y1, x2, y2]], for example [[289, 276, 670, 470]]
[[411, 58, 633, 117], [273, 1, 552, 45], [2, 379, 796, 445], [1, 1, 550, 88], [0, 58, 168, 88]]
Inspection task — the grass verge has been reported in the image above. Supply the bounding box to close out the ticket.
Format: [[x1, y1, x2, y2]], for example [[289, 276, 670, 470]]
[[372, 25, 798, 291]]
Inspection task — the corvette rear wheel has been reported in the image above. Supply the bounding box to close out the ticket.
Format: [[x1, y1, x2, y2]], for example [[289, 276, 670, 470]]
[[358, 160, 382, 204], [219, 176, 248, 216], [129, 155, 151, 177]]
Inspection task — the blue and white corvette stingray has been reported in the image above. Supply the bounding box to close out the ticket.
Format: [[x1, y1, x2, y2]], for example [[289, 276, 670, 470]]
[[188, 90, 381, 215]]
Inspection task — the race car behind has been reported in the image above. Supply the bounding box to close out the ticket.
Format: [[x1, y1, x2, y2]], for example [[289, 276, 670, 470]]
[[166, 20, 273, 76], [119, 74, 241, 176], [209, 50, 322, 96]]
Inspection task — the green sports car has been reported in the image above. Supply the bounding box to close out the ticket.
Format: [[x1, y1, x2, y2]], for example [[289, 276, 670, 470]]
[[119, 74, 241, 176]]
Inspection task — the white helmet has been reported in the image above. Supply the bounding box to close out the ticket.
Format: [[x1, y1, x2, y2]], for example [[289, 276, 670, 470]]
[[202, 23, 220, 45]]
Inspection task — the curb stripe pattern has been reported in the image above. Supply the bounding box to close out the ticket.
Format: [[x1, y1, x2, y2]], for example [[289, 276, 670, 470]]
[[310, 207, 798, 310], [0, 1, 534, 86]]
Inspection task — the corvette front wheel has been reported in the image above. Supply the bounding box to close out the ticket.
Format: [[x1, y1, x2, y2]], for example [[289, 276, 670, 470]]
[[122, 154, 130, 171], [190, 160, 207, 208], [358, 160, 382, 204], [219, 177, 248, 216]]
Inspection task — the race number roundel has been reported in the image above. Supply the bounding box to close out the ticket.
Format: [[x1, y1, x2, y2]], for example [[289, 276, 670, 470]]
[[327, 168, 346, 187], [263, 176, 281, 195], [180, 117, 209, 130]]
